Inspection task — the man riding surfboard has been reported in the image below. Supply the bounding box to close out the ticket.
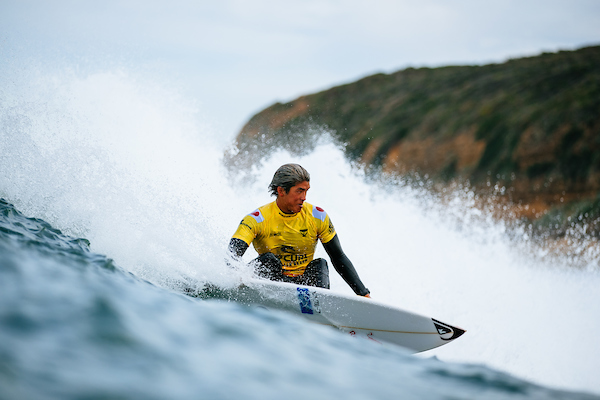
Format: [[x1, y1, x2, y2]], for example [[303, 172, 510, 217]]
[[228, 164, 370, 297]]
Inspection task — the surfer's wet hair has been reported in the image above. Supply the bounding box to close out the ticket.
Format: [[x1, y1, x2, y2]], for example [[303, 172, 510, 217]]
[[269, 164, 310, 196]]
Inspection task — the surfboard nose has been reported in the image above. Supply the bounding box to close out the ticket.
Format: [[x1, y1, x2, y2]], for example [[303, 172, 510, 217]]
[[432, 318, 466, 341]]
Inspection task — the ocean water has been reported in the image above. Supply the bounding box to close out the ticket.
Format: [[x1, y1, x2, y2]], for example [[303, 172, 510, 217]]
[[1, 69, 600, 400]]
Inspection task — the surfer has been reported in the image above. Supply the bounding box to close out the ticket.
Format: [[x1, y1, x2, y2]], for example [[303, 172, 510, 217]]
[[228, 164, 370, 297]]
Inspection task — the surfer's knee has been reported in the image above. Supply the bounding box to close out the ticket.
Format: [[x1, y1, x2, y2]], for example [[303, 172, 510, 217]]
[[252, 252, 283, 281], [304, 258, 330, 289]]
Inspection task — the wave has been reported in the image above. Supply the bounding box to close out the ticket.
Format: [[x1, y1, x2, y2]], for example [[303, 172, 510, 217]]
[[1, 198, 597, 399], [1, 68, 600, 397]]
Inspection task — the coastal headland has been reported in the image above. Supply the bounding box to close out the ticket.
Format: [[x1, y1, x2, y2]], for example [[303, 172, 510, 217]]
[[229, 45, 600, 240]]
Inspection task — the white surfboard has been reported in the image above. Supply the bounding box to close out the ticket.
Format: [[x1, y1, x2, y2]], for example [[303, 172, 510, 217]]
[[198, 278, 465, 353]]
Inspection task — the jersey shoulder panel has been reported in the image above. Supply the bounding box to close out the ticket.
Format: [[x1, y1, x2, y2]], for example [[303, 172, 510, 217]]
[[311, 204, 336, 243], [248, 208, 265, 223], [232, 203, 271, 245], [312, 204, 327, 221]]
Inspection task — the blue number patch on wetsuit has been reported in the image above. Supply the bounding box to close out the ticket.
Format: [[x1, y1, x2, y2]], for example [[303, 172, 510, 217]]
[[297, 287, 313, 314]]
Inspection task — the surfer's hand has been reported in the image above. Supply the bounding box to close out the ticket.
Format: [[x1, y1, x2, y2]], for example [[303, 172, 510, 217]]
[[363, 293, 371, 298]]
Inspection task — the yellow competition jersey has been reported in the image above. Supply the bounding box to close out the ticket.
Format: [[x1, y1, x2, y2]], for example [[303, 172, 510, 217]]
[[232, 201, 337, 277]]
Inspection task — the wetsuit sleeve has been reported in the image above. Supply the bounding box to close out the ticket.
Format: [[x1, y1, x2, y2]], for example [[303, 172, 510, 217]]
[[228, 238, 249, 258], [323, 234, 370, 296], [230, 213, 257, 259]]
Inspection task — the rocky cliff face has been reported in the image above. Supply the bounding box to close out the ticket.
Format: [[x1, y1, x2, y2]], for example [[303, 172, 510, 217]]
[[229, 45, 600, 233]]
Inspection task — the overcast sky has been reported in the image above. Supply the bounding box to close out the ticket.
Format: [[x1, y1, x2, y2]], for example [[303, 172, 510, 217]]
[[2, 0, 600, 139]]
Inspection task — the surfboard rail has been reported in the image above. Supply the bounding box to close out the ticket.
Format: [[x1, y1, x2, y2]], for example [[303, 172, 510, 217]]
[[194, 278, 465, 353]]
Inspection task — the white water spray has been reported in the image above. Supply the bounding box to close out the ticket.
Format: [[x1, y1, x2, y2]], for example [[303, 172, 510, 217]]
[[1, 68, 599, 396]]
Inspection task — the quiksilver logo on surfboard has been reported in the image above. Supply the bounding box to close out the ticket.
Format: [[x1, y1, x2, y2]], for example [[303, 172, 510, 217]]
[[432, 318, 466, 341]]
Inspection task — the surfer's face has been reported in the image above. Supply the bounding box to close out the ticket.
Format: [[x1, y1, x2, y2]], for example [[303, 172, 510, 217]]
[[276, 181, 310, 214]]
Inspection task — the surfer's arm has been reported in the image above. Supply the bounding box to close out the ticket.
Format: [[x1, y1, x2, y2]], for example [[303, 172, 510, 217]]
[[323, 235, 370, 297], [228, 238, 249, 258]]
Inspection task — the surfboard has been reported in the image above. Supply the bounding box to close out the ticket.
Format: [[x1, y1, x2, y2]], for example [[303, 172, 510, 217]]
[[195, 278, 465, 353]]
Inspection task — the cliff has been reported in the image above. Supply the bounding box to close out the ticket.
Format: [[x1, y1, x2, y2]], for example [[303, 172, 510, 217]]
[[229, 45, 600, 235]]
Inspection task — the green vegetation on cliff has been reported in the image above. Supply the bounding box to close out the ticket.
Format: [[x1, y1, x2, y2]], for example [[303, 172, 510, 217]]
[[232, 45, 600, 232]]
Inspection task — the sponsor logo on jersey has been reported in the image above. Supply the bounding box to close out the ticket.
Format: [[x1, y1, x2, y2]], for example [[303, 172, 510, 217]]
[[239, 221, 252, 230], [279, 245, 295, 253], [281, 253, 308, 264], [299, 229, 308, 237], [276, 245, 309, 266]]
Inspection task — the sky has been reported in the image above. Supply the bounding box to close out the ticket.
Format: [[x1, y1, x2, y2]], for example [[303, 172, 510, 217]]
[[2, 0, 600, 140]]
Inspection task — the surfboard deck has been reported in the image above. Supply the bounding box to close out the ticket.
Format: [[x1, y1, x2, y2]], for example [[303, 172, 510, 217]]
[[193, 278, 465, 353]]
